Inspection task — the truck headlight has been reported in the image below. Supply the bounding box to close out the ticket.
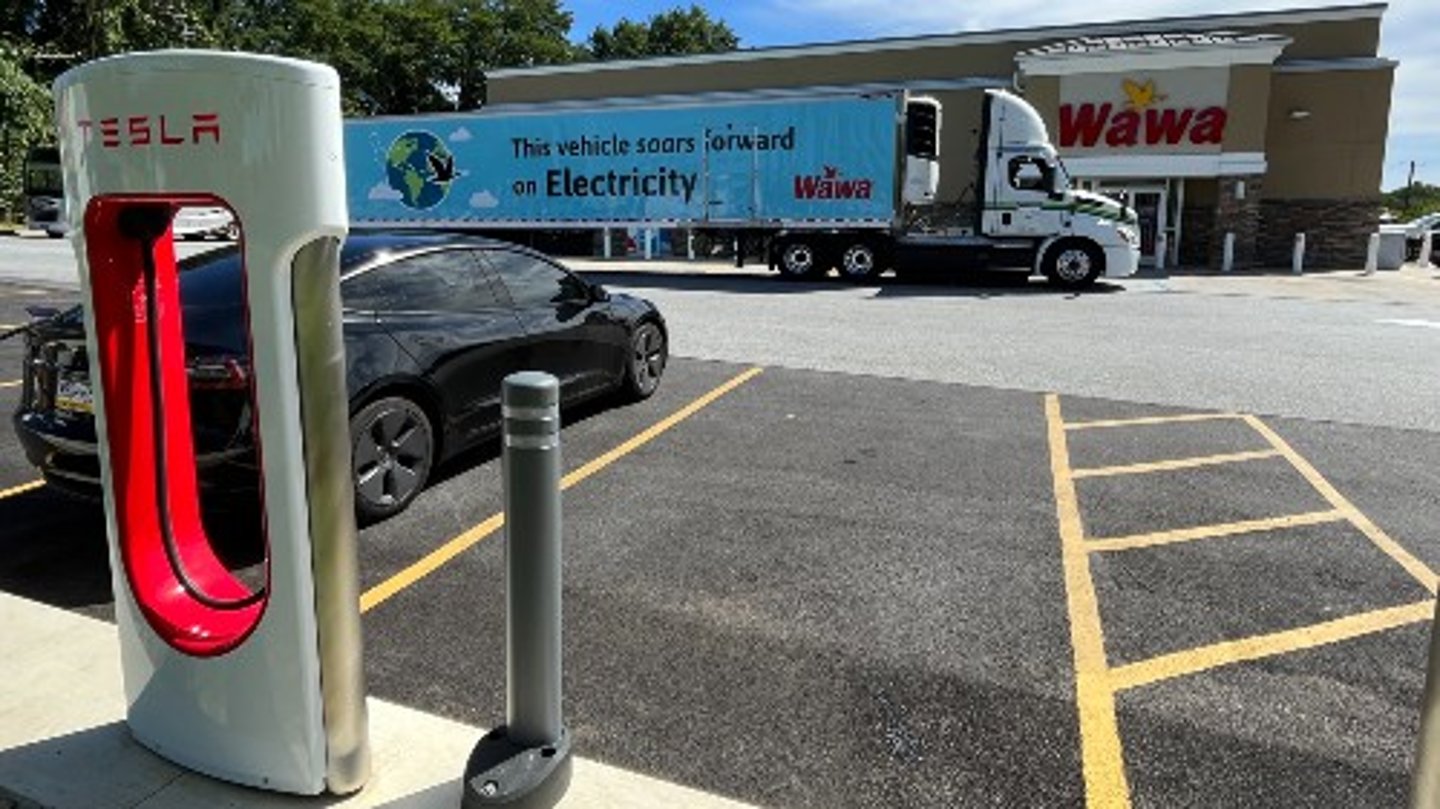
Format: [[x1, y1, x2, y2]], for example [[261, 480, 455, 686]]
[[1118, 225, 1139, 246]]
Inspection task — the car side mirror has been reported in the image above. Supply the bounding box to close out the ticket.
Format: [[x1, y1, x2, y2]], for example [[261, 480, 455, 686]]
[[590, 284, 610, 303]]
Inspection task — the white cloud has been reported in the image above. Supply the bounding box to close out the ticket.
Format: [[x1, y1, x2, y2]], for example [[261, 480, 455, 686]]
[[449, 127, 473, 143], [368, 182, 403, 201], [469, 190, 500, 209]]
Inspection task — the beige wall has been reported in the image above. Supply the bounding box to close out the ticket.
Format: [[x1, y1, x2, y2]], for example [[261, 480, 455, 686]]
[[1025, 75, 1061, 139], [1263, 68, 1393, 199], [491, 44, 1017, 105], [1224, 65, 1271, 153], [1263, 17, 1381, 60]]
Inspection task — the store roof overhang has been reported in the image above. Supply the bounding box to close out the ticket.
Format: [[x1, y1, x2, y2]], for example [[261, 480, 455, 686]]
[[1017, 33, 1293, 75]]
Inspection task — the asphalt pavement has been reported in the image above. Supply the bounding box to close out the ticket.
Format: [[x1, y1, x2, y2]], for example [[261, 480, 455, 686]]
[[3, 241, 1440, 807]]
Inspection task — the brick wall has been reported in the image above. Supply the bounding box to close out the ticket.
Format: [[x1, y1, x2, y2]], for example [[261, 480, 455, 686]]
[[1209, 175, 1264, 270], [1259, 199, 1381, 269], [1179, 207, 1214, 267]]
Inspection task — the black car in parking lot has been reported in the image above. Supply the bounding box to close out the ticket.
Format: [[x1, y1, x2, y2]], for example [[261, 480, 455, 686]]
[[13, 231, 668, 522]]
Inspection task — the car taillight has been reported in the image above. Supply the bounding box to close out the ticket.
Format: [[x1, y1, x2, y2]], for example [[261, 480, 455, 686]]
[[187, 356, 249, 390]]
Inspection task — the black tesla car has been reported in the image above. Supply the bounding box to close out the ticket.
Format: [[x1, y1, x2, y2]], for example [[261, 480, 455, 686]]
[[13, 231, 668, 522]]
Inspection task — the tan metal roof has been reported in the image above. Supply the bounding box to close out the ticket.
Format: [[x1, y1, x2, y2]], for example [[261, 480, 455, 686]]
[[489, 3, 1385, 78]]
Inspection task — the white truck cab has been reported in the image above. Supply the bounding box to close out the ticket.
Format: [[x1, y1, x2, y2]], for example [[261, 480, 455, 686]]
[[980, 90, 1140, 285]]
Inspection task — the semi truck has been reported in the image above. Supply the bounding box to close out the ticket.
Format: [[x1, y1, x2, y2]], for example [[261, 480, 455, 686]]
[[344, 86, 1139, 289]]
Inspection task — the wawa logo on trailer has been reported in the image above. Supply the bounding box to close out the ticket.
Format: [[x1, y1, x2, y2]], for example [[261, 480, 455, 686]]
[[1059, 78, 1228, 149]]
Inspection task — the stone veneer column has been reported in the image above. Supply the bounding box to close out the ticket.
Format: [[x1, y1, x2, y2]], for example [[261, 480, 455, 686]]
[[1258, 199, 1381, 269], [1208, 175, 1264, 270]]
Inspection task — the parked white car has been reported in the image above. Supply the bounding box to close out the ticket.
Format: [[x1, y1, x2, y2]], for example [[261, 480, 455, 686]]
[[172, 206, 238, 241], [1380, 211, 1440, 262]]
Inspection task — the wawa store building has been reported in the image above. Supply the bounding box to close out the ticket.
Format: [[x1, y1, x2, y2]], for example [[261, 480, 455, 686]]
[[489, 3, 1397, 270]]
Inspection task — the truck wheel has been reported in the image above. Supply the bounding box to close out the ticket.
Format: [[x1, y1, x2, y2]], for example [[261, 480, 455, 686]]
[[1043, 240, 1104, 290], [777, 239, 825, 279], [837, 241, 881, 282]]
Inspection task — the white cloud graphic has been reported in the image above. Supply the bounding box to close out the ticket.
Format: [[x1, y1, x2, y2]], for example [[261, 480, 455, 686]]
[[449, 127, 473, 143], [469, 190, 500, 209], [368, 182, 403, 201]]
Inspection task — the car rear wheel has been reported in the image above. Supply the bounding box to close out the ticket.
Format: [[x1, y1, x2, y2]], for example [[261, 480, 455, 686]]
[[623, 321, 667, 400], [351, 395, 434, 524]]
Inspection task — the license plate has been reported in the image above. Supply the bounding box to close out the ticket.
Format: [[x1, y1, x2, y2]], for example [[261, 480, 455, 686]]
[[55, 376, 93, 414]]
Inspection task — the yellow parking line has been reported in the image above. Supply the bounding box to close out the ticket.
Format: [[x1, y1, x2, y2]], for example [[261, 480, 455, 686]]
[[1046, 394, 1132, 808], [1110, 599, 1434, 692], [1086, 509, 1346, 553], [1071, 449, 1282, 479], [0, 480, 44, 499], [360, 366, 765, 613], [1243, 415, 1438, 594], [1064, 412, 1241, 431], [0, 379, 20, 389]]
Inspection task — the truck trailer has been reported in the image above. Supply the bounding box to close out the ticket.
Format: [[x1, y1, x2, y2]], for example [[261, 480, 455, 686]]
[[344, 86, 1139, 289]]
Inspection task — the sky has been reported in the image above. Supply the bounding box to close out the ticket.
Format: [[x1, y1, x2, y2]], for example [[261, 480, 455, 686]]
[[566, 0, 1438, 190]]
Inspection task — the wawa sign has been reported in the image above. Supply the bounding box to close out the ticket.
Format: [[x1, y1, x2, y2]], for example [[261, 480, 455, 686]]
[[1058, 69, 1229, 153]]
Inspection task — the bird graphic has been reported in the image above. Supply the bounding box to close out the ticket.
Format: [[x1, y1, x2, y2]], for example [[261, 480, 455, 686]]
[[427, 150, 456, 184], [1121, 78, 1167, 110]]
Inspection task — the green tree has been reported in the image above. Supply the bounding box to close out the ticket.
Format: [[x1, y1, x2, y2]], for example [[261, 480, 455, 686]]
[[3, 0, 219, 80], [216, 0, 576, 114], [585, 5, 738, 61], [0, 39, 55, 221], [1382, 182, 1440, 221]]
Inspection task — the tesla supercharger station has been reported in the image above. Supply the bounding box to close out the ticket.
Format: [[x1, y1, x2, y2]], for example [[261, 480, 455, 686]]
[[53, 51, 370, 794]]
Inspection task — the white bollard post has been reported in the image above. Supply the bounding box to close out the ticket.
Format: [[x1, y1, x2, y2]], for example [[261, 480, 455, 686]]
[[602, 228, 612, 259], [1364, 232, 1380, 275], [1292, 232, 1306, 275], [1421, 231, 1434, 269], [1155, 232, 1168, 272], [1222, 232, 1235, 273], [643, 228, 653, 260], [687, 229, 695, 261]]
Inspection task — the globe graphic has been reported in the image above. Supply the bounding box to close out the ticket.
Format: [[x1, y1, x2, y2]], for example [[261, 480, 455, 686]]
[[385, 131, 455, 209]]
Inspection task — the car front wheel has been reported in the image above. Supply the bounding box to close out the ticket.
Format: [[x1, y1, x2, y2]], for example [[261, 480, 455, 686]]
[[351, 395, 434, 524]]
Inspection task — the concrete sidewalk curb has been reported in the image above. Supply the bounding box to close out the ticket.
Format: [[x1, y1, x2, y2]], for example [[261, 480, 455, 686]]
[[0, 592, 756, 809]]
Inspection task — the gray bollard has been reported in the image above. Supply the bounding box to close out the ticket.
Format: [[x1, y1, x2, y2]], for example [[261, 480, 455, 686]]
[[462, 372, 571, 809], [1293, 232, 1306, 275], [1221, 232, 1235, 273], [1421, 231, 1434, 269], [1411, 600, 1440, 807], [1364, 232, 1379, 275]]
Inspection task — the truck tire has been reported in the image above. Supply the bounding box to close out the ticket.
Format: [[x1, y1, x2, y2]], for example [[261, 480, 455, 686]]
[[777, 238, 826, 279], [837, 241, 881, 282], [1043, 240, 1104, 290]]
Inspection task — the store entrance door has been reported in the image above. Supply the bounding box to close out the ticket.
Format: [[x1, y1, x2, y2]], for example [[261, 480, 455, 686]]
[[1080, 180, 1172, 269]]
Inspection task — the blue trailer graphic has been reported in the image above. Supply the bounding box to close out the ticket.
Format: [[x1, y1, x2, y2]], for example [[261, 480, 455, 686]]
[[345, 93, 900, 228]]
